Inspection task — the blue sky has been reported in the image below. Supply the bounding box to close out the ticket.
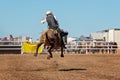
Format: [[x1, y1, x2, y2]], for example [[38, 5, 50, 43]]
[[0, 0, 120, 40]]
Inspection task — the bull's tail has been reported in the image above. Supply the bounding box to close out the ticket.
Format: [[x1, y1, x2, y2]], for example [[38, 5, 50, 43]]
[[46, 32, 52, 45]]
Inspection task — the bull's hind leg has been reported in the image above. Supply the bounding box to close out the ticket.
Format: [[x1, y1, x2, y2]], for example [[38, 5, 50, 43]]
[[34, 42, 43, 57], [47, 45, 53, 59], [61, 47, 64, 57]]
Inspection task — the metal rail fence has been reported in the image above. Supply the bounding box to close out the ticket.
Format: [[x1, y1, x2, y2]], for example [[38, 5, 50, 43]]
[[0, 41, 22, 54], [0, 41, 42, 54], [0, 40, 119, 54], [65, 41, 120, 54]]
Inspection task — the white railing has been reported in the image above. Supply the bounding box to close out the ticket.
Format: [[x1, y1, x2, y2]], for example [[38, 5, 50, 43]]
[[65, 42, 120, 54], [0, 40, 119, 54]]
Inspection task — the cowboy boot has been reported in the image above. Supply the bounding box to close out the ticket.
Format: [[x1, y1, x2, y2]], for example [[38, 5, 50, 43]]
[[64, 31, 68, 36]]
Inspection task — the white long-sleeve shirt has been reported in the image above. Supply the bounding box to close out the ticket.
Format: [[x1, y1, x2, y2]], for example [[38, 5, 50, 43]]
[[41, 16, 57, 24]]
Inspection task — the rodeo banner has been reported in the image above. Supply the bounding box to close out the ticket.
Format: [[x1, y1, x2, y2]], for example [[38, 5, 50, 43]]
[[22, 42, 43, 53]]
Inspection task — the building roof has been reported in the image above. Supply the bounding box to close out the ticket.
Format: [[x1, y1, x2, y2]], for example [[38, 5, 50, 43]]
[[97, 28, 120, 33], [78, 35, 93, 41]]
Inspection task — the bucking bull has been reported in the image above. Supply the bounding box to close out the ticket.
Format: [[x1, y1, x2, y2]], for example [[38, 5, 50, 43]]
[[34, 29, 68, 59]]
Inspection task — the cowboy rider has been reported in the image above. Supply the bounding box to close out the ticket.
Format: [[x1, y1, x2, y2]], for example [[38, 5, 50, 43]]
[[41, 11, 68, 48]]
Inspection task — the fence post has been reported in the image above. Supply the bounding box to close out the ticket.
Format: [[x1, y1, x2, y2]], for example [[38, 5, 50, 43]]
[[86, 43, 88, 54], [21, 42, 23, 54], [107, 43, 110, 54]]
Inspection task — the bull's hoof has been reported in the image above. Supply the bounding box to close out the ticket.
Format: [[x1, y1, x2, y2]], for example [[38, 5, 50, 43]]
[[47, 56, 50, 60], [61, 55, 64, 57], [47, 55, 53, 60], [47, 55, 52, 59], [34, 53, 37, 57]]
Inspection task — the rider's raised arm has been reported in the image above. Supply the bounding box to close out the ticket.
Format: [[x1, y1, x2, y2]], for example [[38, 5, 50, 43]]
[[41, 17, 46, 24]]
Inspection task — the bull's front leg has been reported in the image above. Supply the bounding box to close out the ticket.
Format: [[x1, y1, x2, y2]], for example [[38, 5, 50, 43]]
[[34, 42, 42, 57], [61, 47, 64, 57]]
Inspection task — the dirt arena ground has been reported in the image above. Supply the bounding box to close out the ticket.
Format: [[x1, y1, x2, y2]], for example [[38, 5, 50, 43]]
[[0, 52, 120, 80]]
